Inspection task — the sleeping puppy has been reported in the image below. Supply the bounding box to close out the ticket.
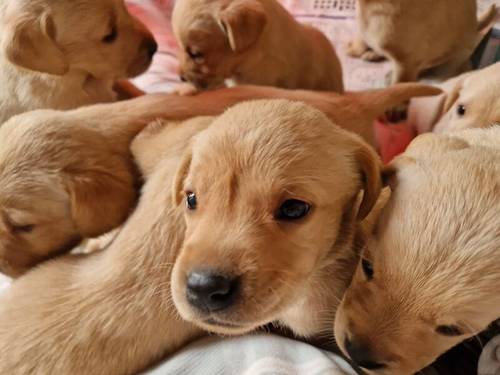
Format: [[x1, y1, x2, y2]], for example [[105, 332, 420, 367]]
[[0, 100, 381, 374], [0, 94, 216, 277], [0, 83, 439, 276], [347, 0, 497, 83], [0, 0, 157, 123], [334, 126, 500, 374], [172, 0, 344, 94]]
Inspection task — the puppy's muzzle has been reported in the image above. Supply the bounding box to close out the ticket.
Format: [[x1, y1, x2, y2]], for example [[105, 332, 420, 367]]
[[186, 270, 240, 312], [344, 337, 386, 371], [142, 38, 158, 59]]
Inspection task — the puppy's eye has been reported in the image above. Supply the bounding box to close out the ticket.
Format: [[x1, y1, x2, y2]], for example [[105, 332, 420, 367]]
[[361, 258, 374, 280], [436, 325, 463, 337], [186, 192, 197, 210], [187, 48, 204, 62], [12, 224, 35, 234], [456, 104, 466, 117], [102, 26, 118, 43], [275, 199, 310, 221]]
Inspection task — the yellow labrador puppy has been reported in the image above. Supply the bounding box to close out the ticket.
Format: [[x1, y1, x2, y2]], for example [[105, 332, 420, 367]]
[[0, 0, 157, 123], [0, 100, 381, 374], [347, 0, 497, 83], [334, 127, 500, 374], [172, 0, 343, 94], [410, 62, 500, 134]]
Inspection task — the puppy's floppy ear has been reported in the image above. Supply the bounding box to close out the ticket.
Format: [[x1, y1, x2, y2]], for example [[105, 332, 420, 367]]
[[173, 149, 193, 206], [352, 140, 383, 220], [65, 170, 136, 238], [217, 0, 267, 52], [441, 75, 466, 116], [2, 11, 68, 75]]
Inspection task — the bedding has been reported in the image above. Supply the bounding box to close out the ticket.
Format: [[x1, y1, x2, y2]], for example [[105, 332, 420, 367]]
[[145, 334, 357, 375]]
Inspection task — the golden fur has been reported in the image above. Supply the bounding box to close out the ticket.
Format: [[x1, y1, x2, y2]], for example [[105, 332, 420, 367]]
[[347, 0, 497, 83], [334, 126, 500, 374], [172, 0, 343, 93], [0, 0, 157, 123], [433, 62, 500, 133], [0, 100, 382, 374]]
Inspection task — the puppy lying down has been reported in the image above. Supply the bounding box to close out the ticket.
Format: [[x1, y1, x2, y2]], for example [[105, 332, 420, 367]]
[[172, 0, 344, 93], [0, 0, 157, 123], [410, 62, 500, 134], [0, 83, 440, 278], [0, 100, 382, 374], [334, 126, 500, 374]]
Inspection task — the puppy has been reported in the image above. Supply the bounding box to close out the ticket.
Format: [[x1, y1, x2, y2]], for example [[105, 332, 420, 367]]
[[0, 94, 219, 277], [172, 0, 344, 93], [169, 100, 381, 337], [0, 0, 158, 123], [0, 84, 439, 277], [347, 0, 497, 83], [334, 126, 500, 374], [0, 100, 382, 374], [433, 62, 500, 133]]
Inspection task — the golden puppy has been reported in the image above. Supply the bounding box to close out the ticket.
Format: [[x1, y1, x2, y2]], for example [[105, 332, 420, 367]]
[[172, 0, 343, 93], [0, 116, 208, 375], [170, 100, 381, 337], [410, 63, 500, 134], [0, 0, 157, 123], [347, 0, 497, 83], [0, 100, 382, 374], [334, 126, 500, 374], [0, 94, 216, 277], [433, 62, 500, 133]]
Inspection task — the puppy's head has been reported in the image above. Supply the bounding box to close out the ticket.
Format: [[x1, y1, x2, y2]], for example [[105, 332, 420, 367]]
[[334, 132, 500, 374], [0, 110, 139, 277], [433, 63, 500, 133], [1, 0, 157, 78], [172, 0, 267, 90], [171, 99, 381, 335]]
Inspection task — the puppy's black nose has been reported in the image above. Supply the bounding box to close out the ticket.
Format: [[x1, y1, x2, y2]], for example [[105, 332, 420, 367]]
[[186, 271, 239, 312], [345, 337, 386, 370], [143, 38, 158, 59]]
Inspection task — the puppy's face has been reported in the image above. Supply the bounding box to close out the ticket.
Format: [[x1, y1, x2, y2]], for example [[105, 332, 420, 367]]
[[171, 100, 381, 335], [172, 0, 267, 90], [0, 179, 78, 277], [335, 142, 500, 374], [0, 110, 137, 277], [2, 0, 157, 78], [434, 63, 500, 133]]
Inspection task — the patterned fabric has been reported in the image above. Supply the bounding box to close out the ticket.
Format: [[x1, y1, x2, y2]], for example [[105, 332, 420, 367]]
[[146, 334, 356, 375]]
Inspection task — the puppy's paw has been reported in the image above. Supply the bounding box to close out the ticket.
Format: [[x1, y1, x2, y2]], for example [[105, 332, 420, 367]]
[[346, 38, 369, 58], [174, 83, 199, 96]]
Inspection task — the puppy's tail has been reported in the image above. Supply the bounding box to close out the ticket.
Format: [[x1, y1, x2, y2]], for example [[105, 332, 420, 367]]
[[346, 83, 442, 118], [477, 5, 497, 33]]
